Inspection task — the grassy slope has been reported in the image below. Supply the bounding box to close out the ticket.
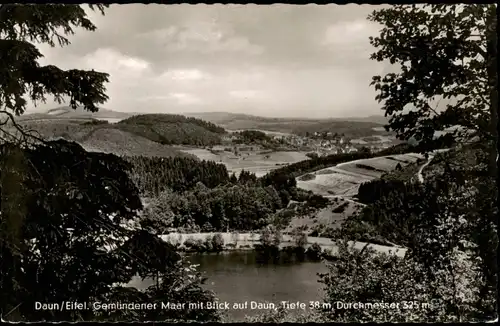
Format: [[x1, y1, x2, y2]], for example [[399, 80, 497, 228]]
[[16, 111, 228, 158], [289, 153, 425, 236], [295, 154, 424, 197], [80, 128, 194, 158]]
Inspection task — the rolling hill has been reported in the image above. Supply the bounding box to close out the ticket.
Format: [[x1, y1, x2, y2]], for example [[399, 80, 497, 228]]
[[117, 114, 226, 146], [184, 111, 390, 138], [13, 110, 228, 158], [19, 106, 135, 122], [79, 128, 194, 159], [14, 107, 392, 157]]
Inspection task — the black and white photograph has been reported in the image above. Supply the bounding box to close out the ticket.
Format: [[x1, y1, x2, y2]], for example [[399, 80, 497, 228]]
[[0, 3, 498, 323]]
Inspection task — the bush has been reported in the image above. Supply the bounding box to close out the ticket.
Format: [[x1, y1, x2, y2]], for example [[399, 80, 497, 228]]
[[306, 194, 329, 209], [201, 222, 214, 232], [332, 202, 349, 213], [183, 237, 197, 250], [298, 173, 316, 181], [192, 239, 206, 252], [319, 239, 486, 322], [306, 152, 319, 159], [246, 306, 325, 323], [203, 238, 213, 252], [211, 234, 224, 252], [183, 237, 208, 252], [82, 119, 109, 125], [292, 228, 308, 248], [260, 225, 282, 248], [306, 243, 323, 261]]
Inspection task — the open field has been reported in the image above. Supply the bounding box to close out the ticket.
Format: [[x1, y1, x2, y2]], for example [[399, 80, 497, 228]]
[[297, 171, 372, 197], [351, 134, 397, 145], [292, 154, 427, 237], [296, 154, 425, 198], [181, 148, 309, 177]]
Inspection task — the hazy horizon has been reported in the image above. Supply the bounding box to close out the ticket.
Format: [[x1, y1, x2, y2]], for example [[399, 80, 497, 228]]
[[32, 105, 388, 121], [26, 4, 396, 119]]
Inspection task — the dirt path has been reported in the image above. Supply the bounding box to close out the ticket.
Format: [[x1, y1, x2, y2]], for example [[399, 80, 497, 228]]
[[417, 154, 434, 183], [417, 149, 450, 183]]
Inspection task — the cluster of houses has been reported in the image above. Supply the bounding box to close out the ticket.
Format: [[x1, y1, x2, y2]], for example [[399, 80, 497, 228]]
[[220, 130, 393, 155], [272, 134, 353, 151]]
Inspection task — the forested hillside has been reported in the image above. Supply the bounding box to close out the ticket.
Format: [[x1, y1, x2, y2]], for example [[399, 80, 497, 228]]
[[117, 114, 226, 146], [126, 156, 231, 195], [15, 112, 228, 155]]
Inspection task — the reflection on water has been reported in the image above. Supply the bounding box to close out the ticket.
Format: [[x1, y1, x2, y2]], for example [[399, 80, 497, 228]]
[[134, 251, 328, 321]]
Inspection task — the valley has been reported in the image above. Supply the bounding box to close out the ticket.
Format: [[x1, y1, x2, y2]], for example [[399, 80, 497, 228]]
[[6, 107, 482, 323], [15, 107, 401, 176], [2, 3, 495, 323], [11, 107, 422, 249]]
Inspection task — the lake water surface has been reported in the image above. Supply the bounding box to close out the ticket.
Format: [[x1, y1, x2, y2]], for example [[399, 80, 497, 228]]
[[133, 251, 329, 321]]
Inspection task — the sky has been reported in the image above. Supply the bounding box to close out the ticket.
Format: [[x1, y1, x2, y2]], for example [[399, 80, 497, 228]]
[[29, 4, 396, 119]]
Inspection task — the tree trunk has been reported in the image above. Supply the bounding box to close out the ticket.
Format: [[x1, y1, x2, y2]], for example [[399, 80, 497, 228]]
[[486, 6, 498, 179]]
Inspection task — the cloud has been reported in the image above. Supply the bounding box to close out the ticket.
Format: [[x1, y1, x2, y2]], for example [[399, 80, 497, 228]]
[[137, 93, 202, 107], [229, 90, 263, 99], [167, 92, 202, 105], [323, 20, 376, 46], [159, 69, 209, 81], [139, 22, 264, 56], [24, 4, 393, 118], [321, 19, 380, 61], [82, 48, 151, 75]]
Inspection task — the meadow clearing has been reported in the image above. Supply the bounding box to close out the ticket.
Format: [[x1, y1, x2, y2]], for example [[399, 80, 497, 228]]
[[291, 153, 426, 233], [296, 153, 425, 198], [180, 148, 310, 177]]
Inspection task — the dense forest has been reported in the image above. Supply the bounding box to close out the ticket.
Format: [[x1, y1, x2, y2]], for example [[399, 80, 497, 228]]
[[117, 114, 226, 146], [126, 156, 232, 195], [233, 130, 272, 143], [124, 154, 302, 233], [357, 178, 407, 204], [126, 154, 310, 232], [119, 114, 226, 134], [142, 184, 284, 233]]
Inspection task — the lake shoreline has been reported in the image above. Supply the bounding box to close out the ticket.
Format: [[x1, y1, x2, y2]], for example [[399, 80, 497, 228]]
[[159, 232, 407, 257]]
